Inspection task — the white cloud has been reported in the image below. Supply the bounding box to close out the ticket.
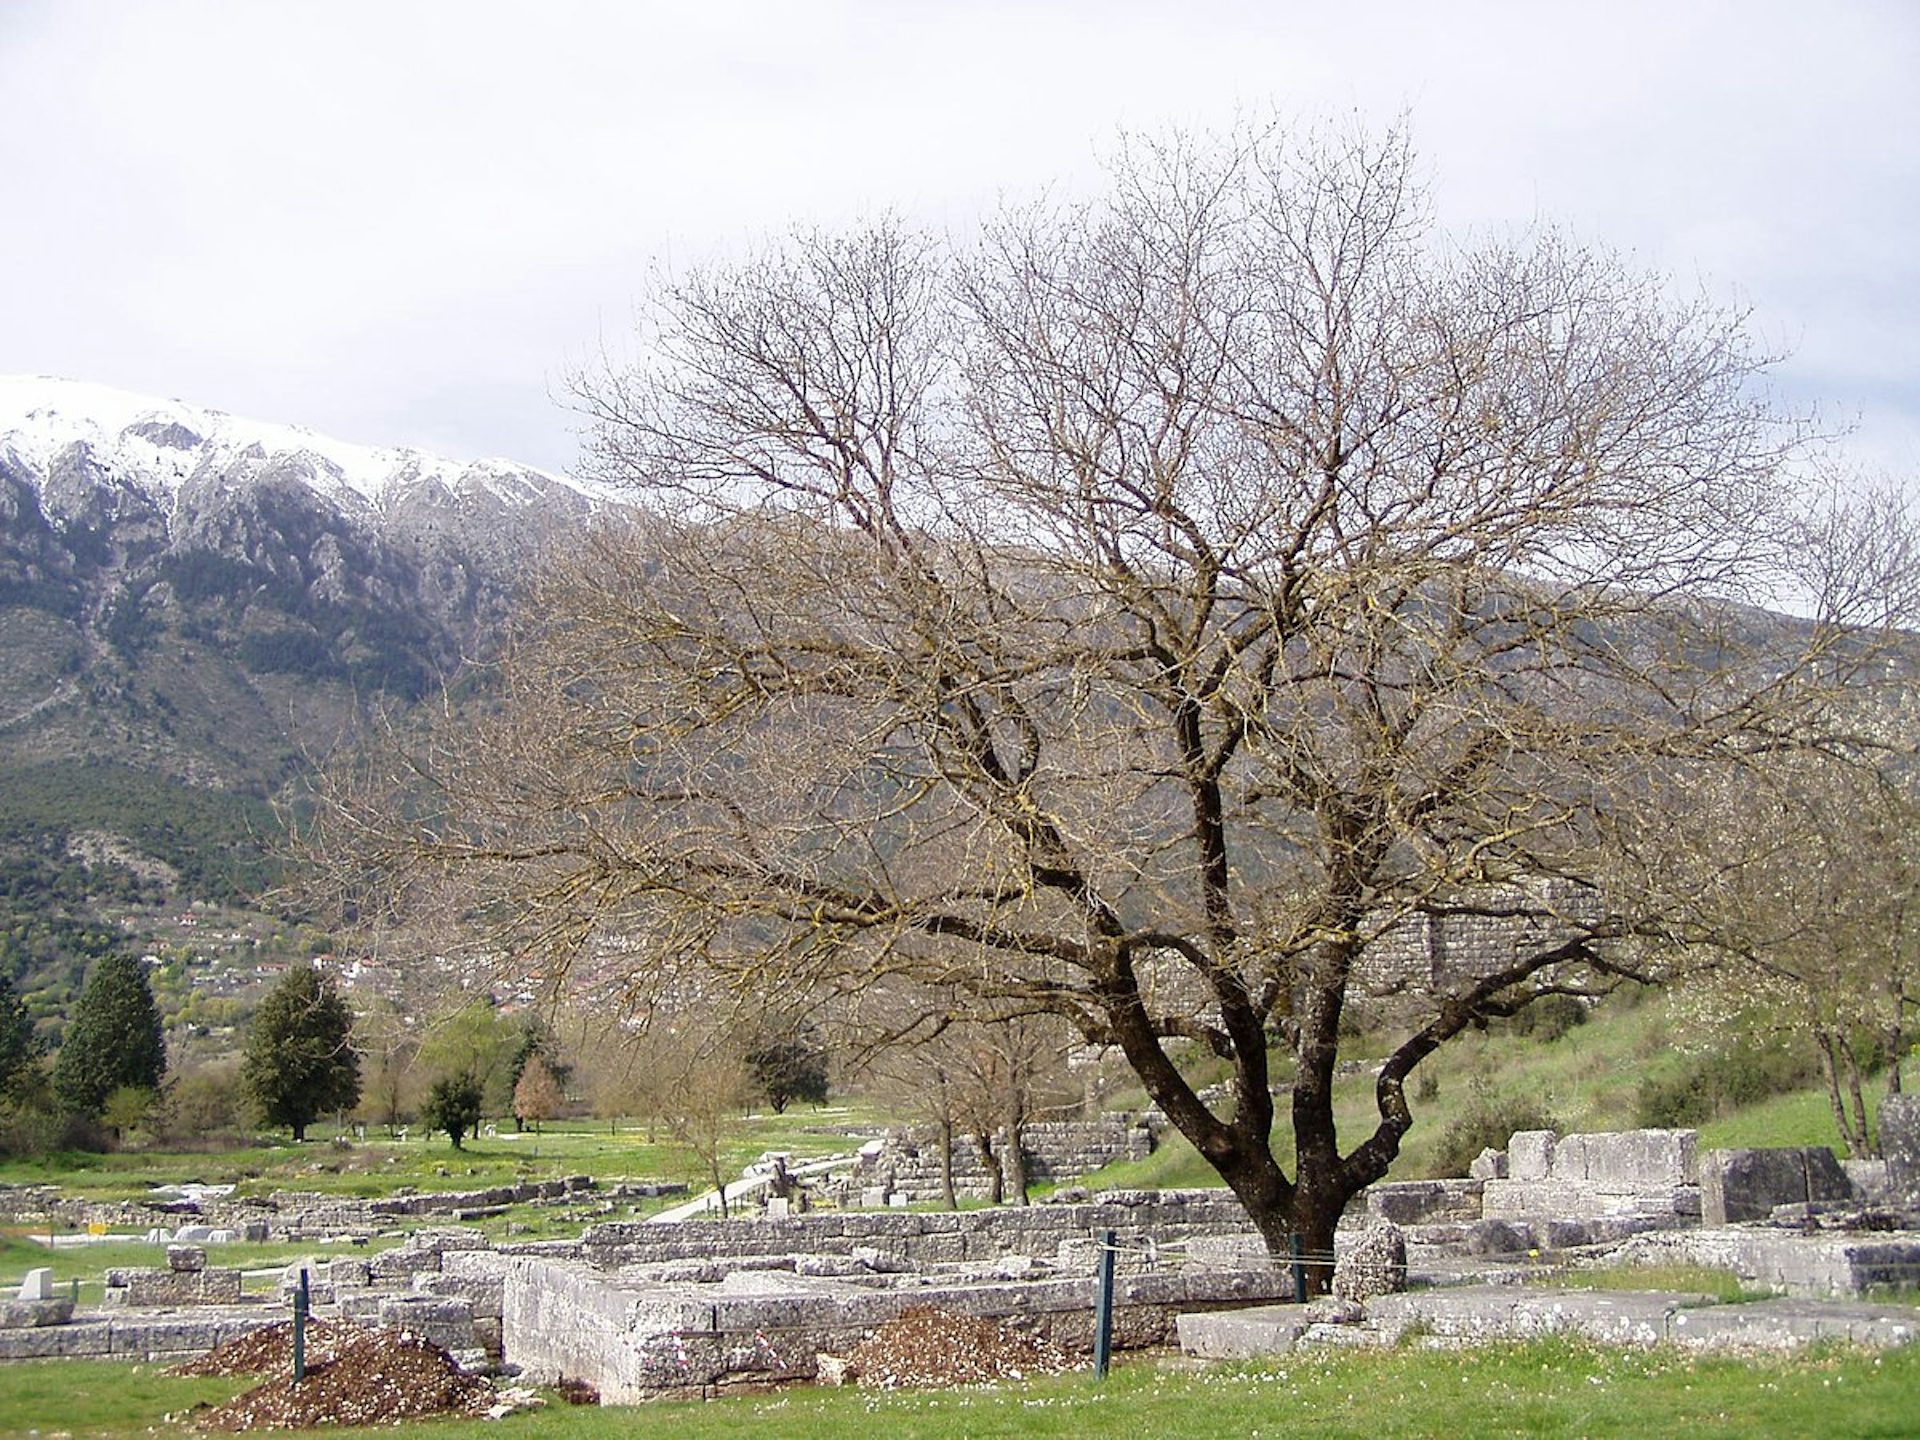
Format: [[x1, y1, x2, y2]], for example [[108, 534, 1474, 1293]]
[[2, 0, 1914, 477]]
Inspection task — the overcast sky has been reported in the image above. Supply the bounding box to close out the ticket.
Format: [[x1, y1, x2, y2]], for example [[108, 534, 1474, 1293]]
[[2, 1, 1915, 481]]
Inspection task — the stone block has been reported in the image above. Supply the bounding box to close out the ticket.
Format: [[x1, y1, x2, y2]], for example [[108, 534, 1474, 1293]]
[[1580, 1129, 1698, 1189], [0, 1298, 74, 1328], [1465, 1218, 1534, 1256], [1469, 1148, 1509, 1180], [1701, 1148, 1854, 1225], [18, 1267, 52, 1301], [1508, 1130, 1556, 1180], [1881, 1094, 1920, 1201], [167, 1244, 207, 1273], [378, 1294, 476, 1351], [1333, 1219, 1406, 1301], [0, 1319, 111, 1358]]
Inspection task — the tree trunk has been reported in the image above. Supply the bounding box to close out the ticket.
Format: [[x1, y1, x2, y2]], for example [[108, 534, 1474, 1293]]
[[1002, 1121, 1030, 1207], [292, 1121, 307, 1142], [973, 1131, 1003, 1205], [1841, 1033, 1871, 1157], [1815, 1030, 1869, 1157], [937, 1118, 957, 1210]]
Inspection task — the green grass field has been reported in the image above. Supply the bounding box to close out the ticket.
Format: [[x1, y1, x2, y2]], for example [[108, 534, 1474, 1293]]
[[3, 1341, 1916, 1440]]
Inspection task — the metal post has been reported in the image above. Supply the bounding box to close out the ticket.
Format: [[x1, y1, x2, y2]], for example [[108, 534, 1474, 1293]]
[[292, 1268, 309, 1385], [1093, 1228, 1117, 1380], [1289, 1232, 1306, 1303]]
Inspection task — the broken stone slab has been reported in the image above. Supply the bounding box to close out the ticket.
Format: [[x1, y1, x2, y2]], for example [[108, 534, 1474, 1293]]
[[1679, 1297, 1920, 1350], [1175, 1305, 1306, 1359], [1470, 1148, 1509, 1180], [1701, 1147, 1853, 1225], [1881, 1095, 1920, 1202], [18, 1267, 53, 1301], [0, 1298, 74, 1328]]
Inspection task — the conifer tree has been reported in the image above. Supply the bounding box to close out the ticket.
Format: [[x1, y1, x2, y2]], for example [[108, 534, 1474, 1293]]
[[53, 952, 165, 1119], [240, 963, 361, 1141]]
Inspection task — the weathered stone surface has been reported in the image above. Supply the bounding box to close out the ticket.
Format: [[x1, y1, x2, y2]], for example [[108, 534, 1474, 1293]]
[[377, 1294, 476, 1351], [167, 1244, 207, 1273], [1470, 1148, 1509, 1180], [1466, 1218, 1533, 1256], [0, 1297, 73, 1328], [1701, 1147, 1853, 1225], [1882, 1095, 1920, 1201], [1367, 1179, 1482, 1226], [18, 1267, 52, 1301], [118, 1268, 242, 1306], [1176, 1305, 1304, 1358], [1508, 1130, 1556, 1180], [1332, 1219, 1406, 1302]]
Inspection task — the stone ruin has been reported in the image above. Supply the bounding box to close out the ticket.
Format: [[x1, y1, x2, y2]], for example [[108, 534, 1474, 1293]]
[[3, 1110, 1918, 1389], [830, 1117, 1157, 1207]]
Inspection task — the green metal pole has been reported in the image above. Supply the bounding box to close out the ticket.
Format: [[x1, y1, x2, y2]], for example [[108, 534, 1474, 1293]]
[[1289, 1232, 1306, 1302], [292, 1268, 309, 1385], [1093, 1228, 1117, 1379]]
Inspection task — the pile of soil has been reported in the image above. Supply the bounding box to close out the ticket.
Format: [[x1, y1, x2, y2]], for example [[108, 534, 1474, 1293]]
[[173, 1320, 502, 1430], [839, 1307, 1075, 1390], [172, 1319, 351, 1378]]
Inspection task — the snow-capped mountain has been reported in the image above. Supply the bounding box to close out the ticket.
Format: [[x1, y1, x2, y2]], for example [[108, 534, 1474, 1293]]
[[0, 374, 599, 525], [0, 376, 609, 794]]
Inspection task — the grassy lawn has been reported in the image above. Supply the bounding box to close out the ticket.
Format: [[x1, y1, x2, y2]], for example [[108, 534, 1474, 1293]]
[[1084, 990, 1864, 1190], [0, 1105, 883, 1200], [3, 1341, 1917, 1440]]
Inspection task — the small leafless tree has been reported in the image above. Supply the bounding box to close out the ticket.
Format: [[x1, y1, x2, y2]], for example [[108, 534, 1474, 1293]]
[[311, 121, 1897, 1288]]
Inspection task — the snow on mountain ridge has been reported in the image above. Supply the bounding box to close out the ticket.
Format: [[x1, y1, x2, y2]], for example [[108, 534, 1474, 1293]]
[[0, 374, 583, 514]]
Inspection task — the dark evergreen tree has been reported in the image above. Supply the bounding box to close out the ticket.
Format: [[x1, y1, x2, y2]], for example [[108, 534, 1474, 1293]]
[[423, 1072, 483, 1149], [745, 1026, 830, 1113], [0, 969, 39, 1099], [239, 963, 362, 1141], [52, 952, 165, 1118]]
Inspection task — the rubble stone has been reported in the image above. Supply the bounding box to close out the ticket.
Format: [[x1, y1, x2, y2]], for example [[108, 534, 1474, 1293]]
[[1332, 1219, 1406, 1302]]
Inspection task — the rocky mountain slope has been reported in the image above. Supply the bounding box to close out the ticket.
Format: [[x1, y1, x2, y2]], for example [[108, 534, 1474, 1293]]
[[0, 377, 612, 1029], [0, 376, 606, 798]]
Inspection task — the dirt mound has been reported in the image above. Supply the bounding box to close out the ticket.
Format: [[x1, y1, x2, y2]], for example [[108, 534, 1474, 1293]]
[[172, 1318, 353, 1378], [840, 1307, 1075, 1390], [184, 1324, 496, 1430]]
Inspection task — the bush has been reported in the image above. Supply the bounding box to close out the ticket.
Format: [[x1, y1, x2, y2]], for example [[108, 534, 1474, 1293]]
[[1431, 1086, 1562, 1178], [1507, 994, 1588, 1044], [1632, 1032, 1819, 1128]]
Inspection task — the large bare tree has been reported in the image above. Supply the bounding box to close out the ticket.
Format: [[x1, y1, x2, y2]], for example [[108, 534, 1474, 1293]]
[[316, 124, 1888, 1286]]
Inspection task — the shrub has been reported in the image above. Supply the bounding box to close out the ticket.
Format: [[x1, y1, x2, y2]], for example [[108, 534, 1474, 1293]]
[[1632, 1032, 1819, 1128], [1508, 994, 1587, 1043], [1431, 1086, 1562, 1177]]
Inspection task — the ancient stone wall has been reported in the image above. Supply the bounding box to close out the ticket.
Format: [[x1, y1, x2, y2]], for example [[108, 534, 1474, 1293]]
[[840, 1118, 1156, 1204]]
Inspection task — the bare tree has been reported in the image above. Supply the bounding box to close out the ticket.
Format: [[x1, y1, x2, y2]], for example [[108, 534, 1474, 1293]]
[[314, 122, 1890, 1287]]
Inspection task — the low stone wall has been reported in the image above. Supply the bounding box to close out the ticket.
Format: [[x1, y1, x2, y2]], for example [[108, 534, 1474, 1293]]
[[581, 1189, 1260, 1271], [1608, 1226, 1920, 1299], [497, 1252, 1290, 1401], [844, 1118, 1156, 1204], [1480, 1129, 1700, 1223]]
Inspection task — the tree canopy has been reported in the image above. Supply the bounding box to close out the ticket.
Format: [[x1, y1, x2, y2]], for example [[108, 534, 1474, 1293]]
[[52, 951, 165, 1120], [240, 962, 362, 1142], [315, 122, 1908, 1286]]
